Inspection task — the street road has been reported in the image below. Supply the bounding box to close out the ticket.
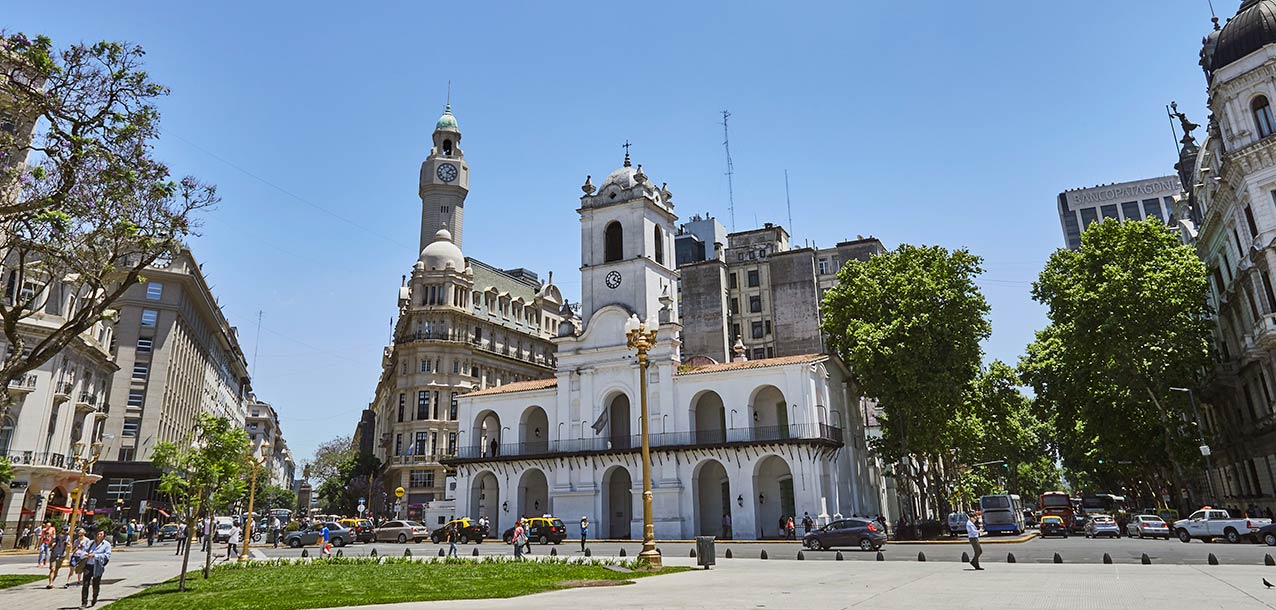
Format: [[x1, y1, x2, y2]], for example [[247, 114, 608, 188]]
[[5, 533, 1273, 567]]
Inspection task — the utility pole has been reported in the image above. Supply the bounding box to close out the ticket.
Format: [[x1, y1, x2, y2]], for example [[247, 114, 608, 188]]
[[722, 110, 736, 231]]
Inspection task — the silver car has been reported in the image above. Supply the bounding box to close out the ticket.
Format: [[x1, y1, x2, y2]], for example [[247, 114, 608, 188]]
[[1085, 514, 1121, 538], [1125, 515, 1171, 539], [374, 520, 429, 543]]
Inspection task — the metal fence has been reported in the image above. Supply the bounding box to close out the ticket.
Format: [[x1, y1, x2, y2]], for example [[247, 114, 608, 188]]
[[450, 422, 842, 460]]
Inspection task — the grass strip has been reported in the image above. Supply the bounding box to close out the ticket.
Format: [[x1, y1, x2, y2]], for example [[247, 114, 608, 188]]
[[0, 574, 46, 589]]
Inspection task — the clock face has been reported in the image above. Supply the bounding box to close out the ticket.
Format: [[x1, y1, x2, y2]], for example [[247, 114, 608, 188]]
[[152, 252, 172, 269], [436, 162, 458, 183], [605, 270, 622, 289]]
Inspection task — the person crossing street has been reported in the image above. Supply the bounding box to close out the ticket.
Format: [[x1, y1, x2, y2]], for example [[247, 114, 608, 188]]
[[579, 516, 589, 552], [80, 529, 112, 608], [967, 513, 983, 570]]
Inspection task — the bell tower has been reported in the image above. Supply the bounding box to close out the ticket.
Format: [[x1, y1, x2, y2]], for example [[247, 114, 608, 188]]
[[419, 103, 470, 251]]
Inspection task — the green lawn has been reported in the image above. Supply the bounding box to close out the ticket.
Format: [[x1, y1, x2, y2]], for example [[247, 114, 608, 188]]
[[108, 556, 691, 610], [0, 574, 46, 589]]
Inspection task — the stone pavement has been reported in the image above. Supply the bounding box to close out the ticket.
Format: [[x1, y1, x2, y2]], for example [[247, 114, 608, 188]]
[[0, 552, 188, 609], [324, 557, 1276, 610]]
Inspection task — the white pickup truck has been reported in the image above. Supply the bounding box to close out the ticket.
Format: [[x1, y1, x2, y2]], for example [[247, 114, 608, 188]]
[[1173, 508, 1271, 543]]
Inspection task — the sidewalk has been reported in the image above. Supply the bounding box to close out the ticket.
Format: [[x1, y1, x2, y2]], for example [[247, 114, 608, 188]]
[[0, 554, 185, 608], [324, 557, 1276, 610]]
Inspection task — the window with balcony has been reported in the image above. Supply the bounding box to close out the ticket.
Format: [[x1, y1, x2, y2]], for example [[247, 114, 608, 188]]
[[414, 432, 428, 456], [395, 433, 402, 455], [145, 282, 163, 300]]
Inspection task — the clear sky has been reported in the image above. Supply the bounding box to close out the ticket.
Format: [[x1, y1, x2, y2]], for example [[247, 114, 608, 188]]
[[7, 0, 1226, 466]]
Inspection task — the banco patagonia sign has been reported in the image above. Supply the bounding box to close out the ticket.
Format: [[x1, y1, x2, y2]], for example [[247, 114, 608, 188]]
[[1067, 177, 1182, 208]]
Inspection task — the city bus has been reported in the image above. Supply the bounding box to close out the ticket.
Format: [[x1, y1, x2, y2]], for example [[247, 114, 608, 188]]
[[979, 494, 1026, 535], [1039, 491, 1076, 527]]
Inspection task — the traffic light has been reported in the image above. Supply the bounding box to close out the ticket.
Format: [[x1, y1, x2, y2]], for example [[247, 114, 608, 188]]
[[1097, 459, 1105, 465]]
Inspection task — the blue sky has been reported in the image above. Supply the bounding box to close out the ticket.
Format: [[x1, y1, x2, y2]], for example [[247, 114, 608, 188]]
[[8, 0, 1224, 464]]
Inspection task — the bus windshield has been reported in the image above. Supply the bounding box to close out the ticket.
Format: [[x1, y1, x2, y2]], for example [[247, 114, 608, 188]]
[[1040, 494, 1071, 508], [981, 496, 1011, 510]]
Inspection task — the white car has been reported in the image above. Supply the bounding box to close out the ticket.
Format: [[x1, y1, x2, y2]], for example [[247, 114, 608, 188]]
[[1173, 508, 1272, 544], [1125, 515, 1171, 539]]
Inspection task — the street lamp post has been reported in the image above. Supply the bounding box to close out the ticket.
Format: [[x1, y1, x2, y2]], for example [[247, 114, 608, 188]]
[[1170, 387, 1215, 505], [625, 315, 662, 569], [63, 438, 105, 563], [238, 452, 267, 562]]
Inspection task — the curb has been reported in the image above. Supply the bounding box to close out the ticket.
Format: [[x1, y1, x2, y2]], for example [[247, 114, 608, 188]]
[[889, 533, 1039, 545]]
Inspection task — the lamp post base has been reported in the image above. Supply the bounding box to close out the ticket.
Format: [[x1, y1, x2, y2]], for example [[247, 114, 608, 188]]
[[638, 546, 662, 569]]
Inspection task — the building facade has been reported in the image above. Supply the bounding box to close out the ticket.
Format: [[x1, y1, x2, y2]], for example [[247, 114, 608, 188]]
[[246, 399, 295, 489], [90, 248, 254, 519], [1058, 176, 1182, 250], [447, 154, 879, 541], [1181, 0, 1276, 514], [363, 106, 566, 523]]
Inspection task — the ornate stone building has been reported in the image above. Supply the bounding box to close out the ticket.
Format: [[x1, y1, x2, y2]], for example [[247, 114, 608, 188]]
[[363, 105, 566, 523]]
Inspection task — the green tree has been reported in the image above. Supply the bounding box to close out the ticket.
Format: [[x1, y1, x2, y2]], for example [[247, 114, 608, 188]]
[[0, 456, 12, 486], [151, 413, 249, 591], [305, 435, 354, 485], [1021, 218, 1212, 508], [821, 244, 991, 517], [0, 32, 216, 408]]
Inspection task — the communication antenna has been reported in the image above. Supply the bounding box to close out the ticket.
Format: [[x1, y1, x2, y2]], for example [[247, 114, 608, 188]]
[[784, 169, 794, 236], [722, 110, 736, 231], [252, 309, 263, 375]]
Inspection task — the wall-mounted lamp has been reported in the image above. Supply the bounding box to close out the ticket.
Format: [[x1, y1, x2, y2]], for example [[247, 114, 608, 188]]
[[753, 411, 759, 423], [736, 494, 744, 507], [534, 500, 541, 511], [759, 493, 765, 504], [502, 500, 509, 513]]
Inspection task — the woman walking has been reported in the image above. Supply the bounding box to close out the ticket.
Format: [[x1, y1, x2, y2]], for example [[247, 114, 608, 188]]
[[226, 523, 241, 560], [45, 526, 68, 589], [80, 529, 112, 608], [447, 524, 458, 558], [66, 528, 86, 588], [512, 519, 525, 559]]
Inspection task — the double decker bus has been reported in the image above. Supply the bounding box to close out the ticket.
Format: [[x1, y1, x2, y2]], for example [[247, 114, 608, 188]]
[[1039, 491, 1076, 527]]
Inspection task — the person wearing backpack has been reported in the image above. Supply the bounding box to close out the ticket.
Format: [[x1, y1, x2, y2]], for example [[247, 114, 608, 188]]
[[80, 528, 113, 608], [512, 519, 525, 559]]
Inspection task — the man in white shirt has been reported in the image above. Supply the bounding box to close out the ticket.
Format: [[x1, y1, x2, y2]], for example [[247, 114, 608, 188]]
[[226, 524, 241, 559], [966, 513, 983, 570], [79, 529, 112, 608]]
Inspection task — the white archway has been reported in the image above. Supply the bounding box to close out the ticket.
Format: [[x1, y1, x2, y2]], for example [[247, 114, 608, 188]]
[[519, 406, 549, 453], [470, 470, 500, 536], [754, 455, 795, 539], [473, 410, 501, 457], [602, 465, 633, 539], [607, 394, 631, 449], [693, 459, 732, 538], [692, 391, 726, 444], [750, 386, 788, 440], [517, 468, 549, 520]]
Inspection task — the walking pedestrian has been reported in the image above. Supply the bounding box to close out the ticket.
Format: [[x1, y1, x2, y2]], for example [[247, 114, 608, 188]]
[[271, 516, 282, 549], [321, 523, 330, 549], [722, 513, 732, 540], [802, 512, 814, 534], [512, 519, 525, 559], [80, 528, 112, 608], [777, 516, 786, 539], [19, 525, 32, 549], [786, 516, 796, 540], [226, 523, 241, 560], [199, 517, 210, 552], [579, 516, 589, 552], [66, 528, 86, 588], [175, 523, 187, 556], [447, 524, 458, 557], [520, 516, 531, 554], [966, 513, 983, 570], [45, 526, 68, 589], [146, 519, 156, 547], [37, 521, 52, 567]]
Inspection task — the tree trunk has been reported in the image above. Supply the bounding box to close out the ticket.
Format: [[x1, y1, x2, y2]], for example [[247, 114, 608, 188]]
[[1143, 385, 1191, 509]]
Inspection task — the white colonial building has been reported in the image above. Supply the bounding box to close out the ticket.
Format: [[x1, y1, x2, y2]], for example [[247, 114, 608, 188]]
[[448, 154, 878, 541]]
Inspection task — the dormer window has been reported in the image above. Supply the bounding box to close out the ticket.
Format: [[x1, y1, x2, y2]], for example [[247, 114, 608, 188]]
[[1254, 96, 1275, 139]]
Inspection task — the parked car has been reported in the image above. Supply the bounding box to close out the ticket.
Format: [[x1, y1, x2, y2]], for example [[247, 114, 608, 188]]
[[1039, 515, 1069, 538], [1125, 515, 1171, 539], [802, 518, 887, 551], [157, 523, 182, 541], [213, 517, 234, 543], [1256, 523, 1276, 546], [282, 522, 350, 548], [338, 519, 375, 543], [431, 518, 490, 544], [1085, 514, 1121, 538], [374, 520, 429, 544], [946, 512, 970, 537], [1173, 508, 1271, 543], [502, 516, 568, 545]]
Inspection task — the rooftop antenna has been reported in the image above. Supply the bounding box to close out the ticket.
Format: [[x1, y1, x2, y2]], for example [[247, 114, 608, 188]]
[[252, 309, 263, 375], [447, 80, 451, 107], [784, 169, 794, 236], [722, 110, 736, 231]]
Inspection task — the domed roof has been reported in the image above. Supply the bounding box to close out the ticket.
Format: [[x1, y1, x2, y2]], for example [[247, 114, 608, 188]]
[[1212, 0, 1276, 72], [420, 227, 465, 270], [600, 165, 638, 191], [435, 104, 459, 131]]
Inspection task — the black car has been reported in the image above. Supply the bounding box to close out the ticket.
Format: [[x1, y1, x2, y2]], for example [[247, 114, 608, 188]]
[[1039, 516, 1069, 538], [502, 517, 568, 545], [802, 518, 887, 551], [157, 523, 182, 541], [1258, 523, 1276, 547], [431, 518, 490, 544]]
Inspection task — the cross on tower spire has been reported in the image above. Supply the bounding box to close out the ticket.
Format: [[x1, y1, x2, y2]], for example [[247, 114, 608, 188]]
[[623, 141, 632, 167]]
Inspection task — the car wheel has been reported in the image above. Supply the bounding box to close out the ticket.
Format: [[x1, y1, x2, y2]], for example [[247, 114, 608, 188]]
[[1137, 531, 1143, 539], [1225, 529, 1241, 544], [859, 538, 874, 552], [333, 538, 345, 548], [1265, 533, 1276, 547], [1177, 530, 1192, 543], [539, 535, 548, 545], [397, 533, 407, 544], [288, 538, 301, 548]]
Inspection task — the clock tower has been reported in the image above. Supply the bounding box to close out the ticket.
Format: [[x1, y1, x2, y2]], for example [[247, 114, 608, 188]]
[[577, 149, 679, 327], [419, 103, 470, 251]]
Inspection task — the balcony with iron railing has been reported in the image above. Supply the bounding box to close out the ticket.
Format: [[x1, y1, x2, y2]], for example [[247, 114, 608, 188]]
[[6, 374, 36, 394], [390, 453, 448, 466], [3, 451, 74, 469], [395, 329, 556, 369], [52, 381, 74, 403], [446, 422, 844, 463]]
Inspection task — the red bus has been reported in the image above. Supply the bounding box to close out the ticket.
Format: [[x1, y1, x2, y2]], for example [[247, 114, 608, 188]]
[[1039, 491, 1075, 526]]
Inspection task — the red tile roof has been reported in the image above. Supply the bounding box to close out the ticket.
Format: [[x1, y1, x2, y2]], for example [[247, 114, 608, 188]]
[[676, 353, 827, 376], [463, 377, 558, 397]]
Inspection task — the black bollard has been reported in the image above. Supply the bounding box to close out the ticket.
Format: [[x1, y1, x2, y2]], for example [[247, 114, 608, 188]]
[[1141, 553, 1151, 565], [1208, 553, 1218, 566], [876, 550, 884, 561], [551, 548, 557, 556], [961, 551, 969, 563], [797, 551, 804, 560], [405, 548, 412, 558], [690, 548, 697, 558], [1267, 554, 1275, 566], [438, 548, 445, 557], [301, 549, 309, 558], [725, 548, 732, 559], [760, 549, 768, 560], [370, 548, 377, 558], [917, 551, 926, 562], [585, 548, 592, 557], [1006, 552, 1016, 563], [1102, 553, 1111, 564], [472, 548, 479, 557], [836, 551, 844, 561], [336, 549, 343, 558], [619, 548, 626, 557], [1053, 553, 1062, 564]]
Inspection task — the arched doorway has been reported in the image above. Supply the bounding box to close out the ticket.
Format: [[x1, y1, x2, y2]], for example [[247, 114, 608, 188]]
[[692, 391, 726, 444], [519, 406, 549, 454], [470, 471, 500, 535], [693, 459, 731, 538], [517, 468, 549, 520], [608, 394, 631, 449], [473, 411, 501, 457], [750, 386, 788, 440], [602, 466, 633, 539], [754, 455, 796, 539], [48, 487, 69, 510]]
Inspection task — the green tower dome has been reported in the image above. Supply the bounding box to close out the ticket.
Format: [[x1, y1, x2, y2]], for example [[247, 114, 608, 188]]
[[435, 104, 459, 131]]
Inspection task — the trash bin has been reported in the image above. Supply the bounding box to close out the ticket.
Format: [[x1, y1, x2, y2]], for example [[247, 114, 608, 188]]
[[695, 536, 716, 569]]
